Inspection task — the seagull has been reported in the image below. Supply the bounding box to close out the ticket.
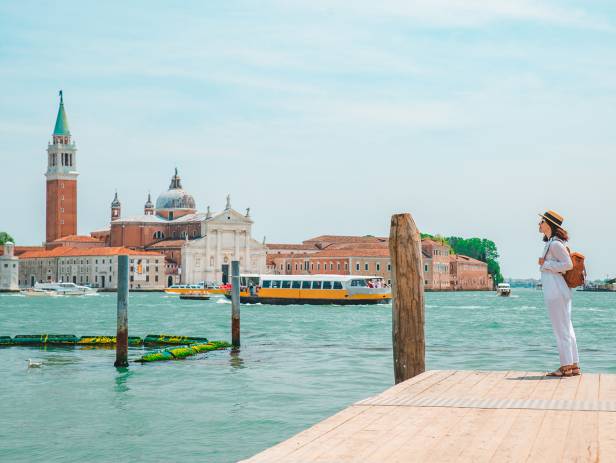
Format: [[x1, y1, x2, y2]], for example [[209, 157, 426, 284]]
[[26, 359, 43, 368]]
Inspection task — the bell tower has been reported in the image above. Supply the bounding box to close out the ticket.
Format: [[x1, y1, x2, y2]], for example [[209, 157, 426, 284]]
[[45, 90, 78, 244]]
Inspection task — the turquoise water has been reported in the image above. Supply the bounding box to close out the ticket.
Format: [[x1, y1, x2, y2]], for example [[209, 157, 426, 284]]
[[0, 289, 614, 462]]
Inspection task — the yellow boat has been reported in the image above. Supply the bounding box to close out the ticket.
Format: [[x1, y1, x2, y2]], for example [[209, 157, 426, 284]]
[[225, 274, 391, 305]]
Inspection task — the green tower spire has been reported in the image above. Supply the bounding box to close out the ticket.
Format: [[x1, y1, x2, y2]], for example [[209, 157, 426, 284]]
[[53, 90, 71, 136]]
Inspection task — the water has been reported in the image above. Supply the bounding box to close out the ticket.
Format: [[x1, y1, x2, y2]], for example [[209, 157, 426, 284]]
[[0, 289, 614, 462]]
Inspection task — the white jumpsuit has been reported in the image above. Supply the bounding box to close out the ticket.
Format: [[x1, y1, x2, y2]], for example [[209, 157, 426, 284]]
[[540, 238, 579, 366]]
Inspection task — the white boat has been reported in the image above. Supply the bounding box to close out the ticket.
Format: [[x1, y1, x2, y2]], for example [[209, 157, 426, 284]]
[[496, 283, 511, 297], [22, 282, 98, 296]]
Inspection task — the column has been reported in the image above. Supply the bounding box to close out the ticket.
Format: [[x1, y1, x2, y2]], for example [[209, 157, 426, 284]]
[[234, 230, 240, 262], [244, 231, 250, 272]]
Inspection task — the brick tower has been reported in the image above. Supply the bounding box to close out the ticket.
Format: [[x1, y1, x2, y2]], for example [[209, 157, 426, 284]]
[[46, 91, 78, 244]]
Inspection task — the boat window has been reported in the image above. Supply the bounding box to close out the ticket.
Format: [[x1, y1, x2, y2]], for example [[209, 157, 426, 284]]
[[312, 281, 322, 289], [240, 277, 246, 286], [262, 280, 271, 288], [323, 281, 332, 289], [282, 281, 292, 288], [351, 279, 367, 287], [333, 281, 343, 289], [301, 281, 311, 289], [292, 281, 301, 289], [271, 281, 281, 288]]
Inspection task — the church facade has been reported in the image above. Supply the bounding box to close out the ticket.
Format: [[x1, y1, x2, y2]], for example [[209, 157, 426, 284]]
[[97, 170, 267, 286]]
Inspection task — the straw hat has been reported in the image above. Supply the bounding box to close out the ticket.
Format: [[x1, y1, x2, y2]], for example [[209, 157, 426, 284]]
[[539, 210, 565, 230]]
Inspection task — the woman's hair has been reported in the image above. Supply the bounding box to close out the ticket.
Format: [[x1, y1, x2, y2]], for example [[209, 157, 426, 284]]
[[543, 221, 569, 242]]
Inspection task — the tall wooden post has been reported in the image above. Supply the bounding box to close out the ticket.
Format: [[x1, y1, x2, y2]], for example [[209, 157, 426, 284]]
[[389, 213, 425, 384], [114, 254, 129, 368], [231, 260, 240, 347]]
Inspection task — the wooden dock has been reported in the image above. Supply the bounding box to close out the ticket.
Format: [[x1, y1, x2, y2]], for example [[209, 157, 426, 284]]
[[243, 370, 616, 462]]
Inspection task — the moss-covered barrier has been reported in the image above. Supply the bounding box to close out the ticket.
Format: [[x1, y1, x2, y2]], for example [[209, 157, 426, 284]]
[[77, 336, 144, 346], [13, 334, 79, 345], [0, 334, 210, 347], [143, 334, 210, 346], [135, 341, 231, 363]]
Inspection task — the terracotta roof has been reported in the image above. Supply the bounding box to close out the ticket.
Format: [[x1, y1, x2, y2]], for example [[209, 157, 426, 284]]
[[53, 235, 103, 243], [303, 235, 387, 244], [452, 254, 486, 265], [0, 246, 46, 256], [324, 242, 389, 250], [19, 246, 163, 259], [146, 240, 186, 249], [266, 243, 318, 251]]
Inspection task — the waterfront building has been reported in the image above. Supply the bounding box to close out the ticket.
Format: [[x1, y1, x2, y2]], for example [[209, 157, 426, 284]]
[[45, 91, 78, 245], [18, 247, 165, 290], [0, 242, 19, 292], [449, 254, 490, 290], [266, 235, 491, 291]]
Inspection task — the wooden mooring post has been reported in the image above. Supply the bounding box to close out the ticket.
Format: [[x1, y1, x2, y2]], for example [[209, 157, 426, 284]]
[[389, 213, 425, 384], [231, 260, 240, 347], [114, 254, 129, 368]]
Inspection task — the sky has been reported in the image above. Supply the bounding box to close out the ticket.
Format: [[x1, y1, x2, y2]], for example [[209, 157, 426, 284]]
[[1, 1, 615, 279]]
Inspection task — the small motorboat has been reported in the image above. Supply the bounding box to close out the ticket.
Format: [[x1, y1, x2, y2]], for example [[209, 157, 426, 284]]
[[496, 283, 511, 297], [22, 282, 98, 296]]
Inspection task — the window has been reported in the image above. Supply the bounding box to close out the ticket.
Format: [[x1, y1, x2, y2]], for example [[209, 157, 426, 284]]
[[356, 263, 360, 271], [425, 280, 428, 285], [311, 264, 314, 270], [155, 275, 159, 282], [345, 263, 348, 270], [424, 264, 429, 272], [262, 280, 272, 288], [311, 281, 322, 289], [337, 263, 340, 271], [333, 281, 343, 289], [364, 263, 369, 271], [330, 263, 333, 270], [376, 263, 381, 271], [301, 281, 311, 289], [130, 275, 134, 282], [271, 281, 281, 288], [291, 281, 301, 289], [286, 264, 291, 271], [317, 263, 320, 271], [387, 264, 391, 271], [351, 279, 367, 287], [323, 281, 332, 289], [295, 264, 298, 271], [146, 275, 150, 282], [282, 281, 291, 288]]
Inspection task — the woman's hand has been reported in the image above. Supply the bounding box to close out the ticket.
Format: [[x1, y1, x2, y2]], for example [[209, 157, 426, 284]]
[[538, 257, 545, 266]]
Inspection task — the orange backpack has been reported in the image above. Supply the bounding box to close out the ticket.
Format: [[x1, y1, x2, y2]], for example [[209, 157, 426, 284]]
[[545, 239, 586, 288], [564, 250, 586, 288]]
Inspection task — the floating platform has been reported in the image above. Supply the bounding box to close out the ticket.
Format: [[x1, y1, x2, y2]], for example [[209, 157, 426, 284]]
[[243, 370, 616, 462]]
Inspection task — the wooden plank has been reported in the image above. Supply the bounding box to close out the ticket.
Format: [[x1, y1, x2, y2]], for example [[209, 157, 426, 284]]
[[362, 370, 456, 404], [525, 410, 573, 462], [562, 374, 599, 462], [489, 374, 561, 461], [245, 405, 369, 462]]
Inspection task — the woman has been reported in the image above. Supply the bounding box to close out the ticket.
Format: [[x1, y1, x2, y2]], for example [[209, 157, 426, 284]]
[[538, 210, 580, 377]]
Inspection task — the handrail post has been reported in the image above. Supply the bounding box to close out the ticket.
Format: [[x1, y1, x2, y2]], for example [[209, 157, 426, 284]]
[[389, 213, 425, 383]]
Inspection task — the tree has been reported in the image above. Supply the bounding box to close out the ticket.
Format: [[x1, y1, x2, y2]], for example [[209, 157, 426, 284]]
[[0, 232, 14, 245]]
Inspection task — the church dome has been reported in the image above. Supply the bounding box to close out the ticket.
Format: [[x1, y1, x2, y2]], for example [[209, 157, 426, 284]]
[[155, 168, 196, 211]]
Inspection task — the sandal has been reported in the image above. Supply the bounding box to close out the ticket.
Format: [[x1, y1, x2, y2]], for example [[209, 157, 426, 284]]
[[571, 364, 581, 376], [546, 365, 573, 377]]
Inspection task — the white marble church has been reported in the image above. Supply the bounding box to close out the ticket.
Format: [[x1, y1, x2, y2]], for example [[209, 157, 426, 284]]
[[180, 196, 267, 284]]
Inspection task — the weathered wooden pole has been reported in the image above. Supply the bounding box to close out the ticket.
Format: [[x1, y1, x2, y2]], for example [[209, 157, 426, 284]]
[[114, 254, 129, 368], [389, 213, 425, 384], [231, 260, 240, 347]]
